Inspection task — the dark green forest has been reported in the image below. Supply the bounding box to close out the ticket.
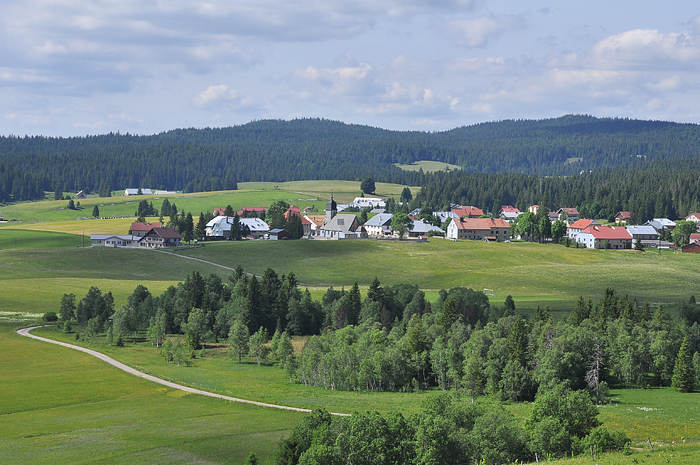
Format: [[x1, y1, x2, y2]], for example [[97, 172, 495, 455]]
[[410, 159, 700, 224], [3, 115, 700, 203]]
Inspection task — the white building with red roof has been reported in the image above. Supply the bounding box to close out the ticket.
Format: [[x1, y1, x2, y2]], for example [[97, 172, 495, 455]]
[[446, 218, 510, 241], [576, 225, 633, 249], [567, 219, 600, 240], [499, 205, 522, 222]]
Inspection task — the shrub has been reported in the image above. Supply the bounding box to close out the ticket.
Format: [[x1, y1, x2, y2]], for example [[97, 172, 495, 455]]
[[43, 311, 58, 322], [579, 425, 629, 454]]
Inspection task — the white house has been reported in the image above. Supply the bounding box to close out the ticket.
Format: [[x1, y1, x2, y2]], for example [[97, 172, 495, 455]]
[[349, 197, 386, 209], [124, 188, 153, 196], [205, 216, 269, 239], [90, 234, 139, 247], [575, 225, 632, 249], [241, 217, 270, 239], [364, 213, 393, 237], [567, 219, 600, 240]]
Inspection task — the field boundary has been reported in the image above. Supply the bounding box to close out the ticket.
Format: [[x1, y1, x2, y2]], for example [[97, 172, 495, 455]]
[[17, 325, 349, 416]]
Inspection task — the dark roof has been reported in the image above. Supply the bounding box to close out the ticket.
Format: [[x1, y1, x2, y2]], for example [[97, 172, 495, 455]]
[[148, 227, 182, 239]]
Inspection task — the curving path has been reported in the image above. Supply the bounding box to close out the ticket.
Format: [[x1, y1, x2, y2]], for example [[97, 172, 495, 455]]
[[17, 326, 349, 416]]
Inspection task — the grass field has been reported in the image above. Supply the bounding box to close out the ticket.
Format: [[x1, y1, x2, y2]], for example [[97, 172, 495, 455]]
[[166, 238, 700, 309], [395, 160, 462, 172], [0, 180, 416, 224], [0, 322, 303, 464]]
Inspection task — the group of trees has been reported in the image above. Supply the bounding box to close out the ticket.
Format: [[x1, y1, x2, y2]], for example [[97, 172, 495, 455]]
[[275, 391, 627, 464]]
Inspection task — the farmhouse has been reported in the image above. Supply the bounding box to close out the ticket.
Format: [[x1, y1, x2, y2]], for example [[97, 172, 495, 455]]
[[614, 211, 631, 224], [129, 222, 162, 237], [690, 233, 700, 244], [364, 213, 394, 237], [76, 190, 86, 199], [446, 218, 510, 241], [576, 225, 632, 249], [499, 206, 521, 222], [567, 219, 600, 240], [205, 216, 269, 239], [645, 218, 676, 232], [90, 234, 139, 247], [138, 227, 182, 248], [557, 208, 579, 222]]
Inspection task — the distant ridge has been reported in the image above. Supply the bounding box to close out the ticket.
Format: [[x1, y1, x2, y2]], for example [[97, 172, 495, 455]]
[[2, 115, 700, 198]]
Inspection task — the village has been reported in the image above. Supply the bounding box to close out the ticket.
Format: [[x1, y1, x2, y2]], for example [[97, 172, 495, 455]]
[[87, 188, 700, 253]]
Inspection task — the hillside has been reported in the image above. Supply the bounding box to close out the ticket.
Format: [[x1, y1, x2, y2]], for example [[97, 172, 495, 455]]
[[2, 115, 700, 203]]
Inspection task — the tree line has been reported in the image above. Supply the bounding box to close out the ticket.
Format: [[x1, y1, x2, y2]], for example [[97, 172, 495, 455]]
[[5, 115, 700, 201], [412, 159, 700, 224]]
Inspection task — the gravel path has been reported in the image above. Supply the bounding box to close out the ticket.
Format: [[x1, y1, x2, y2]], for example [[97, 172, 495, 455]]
[[17, 326, 348, 416]]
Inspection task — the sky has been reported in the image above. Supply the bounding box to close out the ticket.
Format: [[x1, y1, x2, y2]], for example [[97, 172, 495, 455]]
[[1, 1, 700, 136]]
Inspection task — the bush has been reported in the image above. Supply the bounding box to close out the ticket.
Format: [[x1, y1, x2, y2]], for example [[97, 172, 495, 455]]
[[43, 311, 58, 322], [579, 425, 629, 454]]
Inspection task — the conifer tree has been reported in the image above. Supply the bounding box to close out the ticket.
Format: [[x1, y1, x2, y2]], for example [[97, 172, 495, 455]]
[[672, 337, 694, 393]]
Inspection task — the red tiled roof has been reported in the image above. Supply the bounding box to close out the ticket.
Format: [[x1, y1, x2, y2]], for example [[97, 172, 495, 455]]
[[452, 218, 510, 230], [500, 205, 520, 213], [130, 222, 162, 231], [568, 219, 595, 230], [615, 211, 631, 219], [581, 225, 632, 240], [452, 206, 484, 217], [237, 207, 267, 216]]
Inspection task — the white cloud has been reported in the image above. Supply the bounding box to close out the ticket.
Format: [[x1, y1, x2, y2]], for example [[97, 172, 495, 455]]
[[589, 29, 700, 70], [193, 84, 254, 110], [443, 15, 525, 47]]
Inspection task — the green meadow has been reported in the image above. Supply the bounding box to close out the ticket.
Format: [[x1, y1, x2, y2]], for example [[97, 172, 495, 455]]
[[167, 238, 700, 309], [0, 181, 415, 224], [0, 322, 302, 464], [395, 159, 462, 172]]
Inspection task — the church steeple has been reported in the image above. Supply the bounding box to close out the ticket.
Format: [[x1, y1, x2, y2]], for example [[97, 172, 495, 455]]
[[325, 193, 337, 221]]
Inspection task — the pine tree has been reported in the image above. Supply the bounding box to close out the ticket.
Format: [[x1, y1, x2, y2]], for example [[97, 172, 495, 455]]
[[672, 337, 694, 393]]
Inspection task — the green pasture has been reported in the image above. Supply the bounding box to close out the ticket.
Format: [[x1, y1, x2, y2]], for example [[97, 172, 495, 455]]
[[0, 180, 415, 224], [0, 228, 82, 248], [167, 239, 700, 309], [0, 278, 178, 314], [0, 322, 303, 464], [395, 160, 462, 173]]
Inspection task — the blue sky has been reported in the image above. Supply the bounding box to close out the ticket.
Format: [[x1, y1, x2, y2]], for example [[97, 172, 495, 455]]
[[1, 1, 699, 136]]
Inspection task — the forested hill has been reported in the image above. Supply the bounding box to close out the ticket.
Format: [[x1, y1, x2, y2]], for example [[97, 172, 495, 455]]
[[2, 115, 700, 200]]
